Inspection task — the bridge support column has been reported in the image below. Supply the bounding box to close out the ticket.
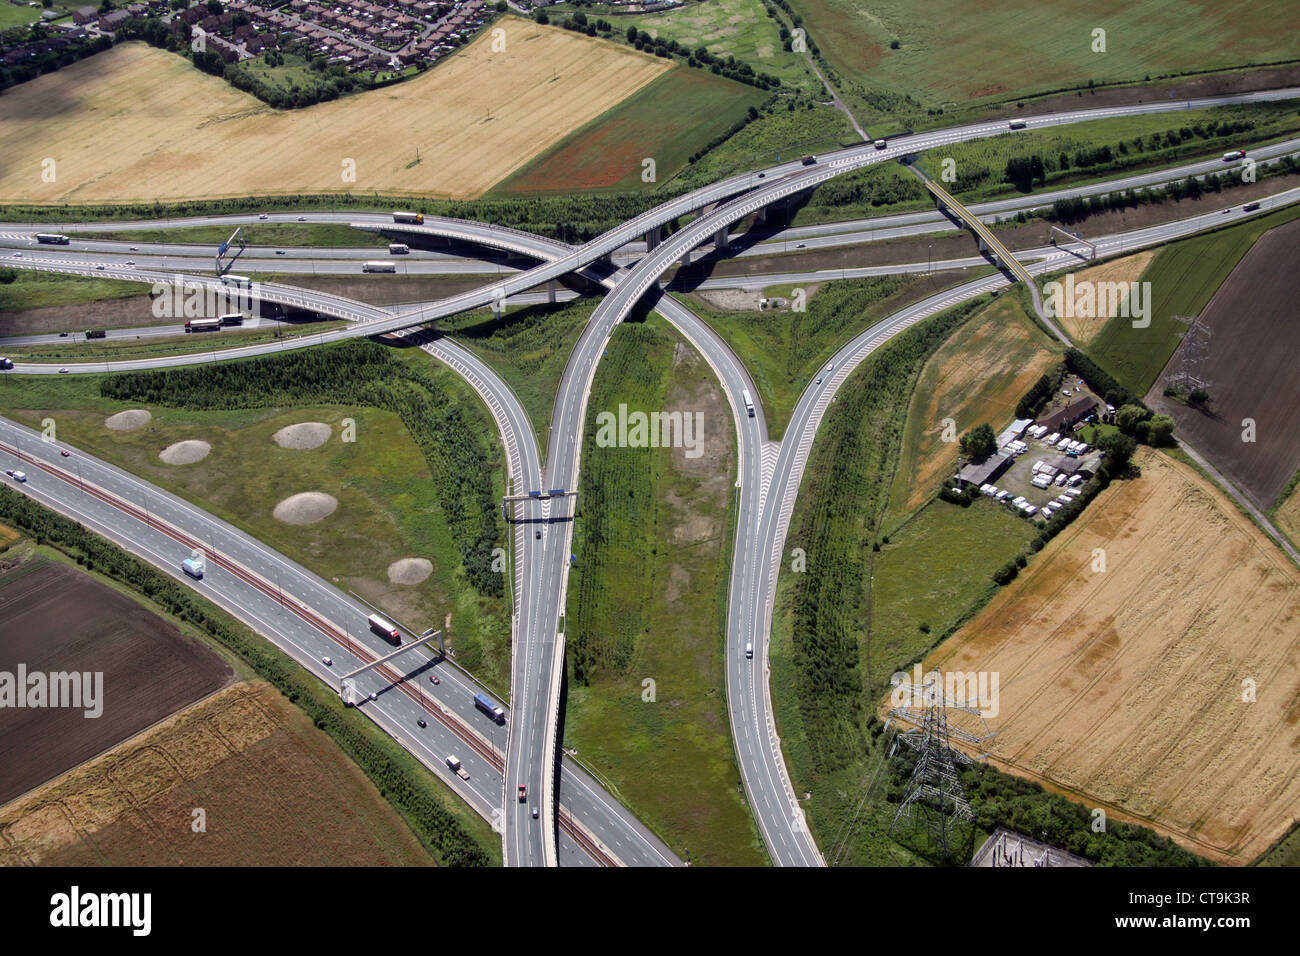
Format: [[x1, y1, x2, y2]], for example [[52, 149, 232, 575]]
[[645, 225, 662, 252], [713, 227, 730, 250], [754, 206, 767, 224], [546, 279, 556, 304], [679, 248, 691, 268], [977, 233, 989, 253]]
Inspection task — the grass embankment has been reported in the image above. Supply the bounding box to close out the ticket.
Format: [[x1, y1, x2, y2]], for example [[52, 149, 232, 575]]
[[766, 298, 1200, 864], [0, 341, 513, 693], [0, 500, 499, 865], [3, 322, 348, 363], [563, 315, 765, 866], [1088, 202, 1300, 394], [75, 223, 385, 248], [0, 269, 146, 313], [683, 272, 981, 440], [438, 299, 594, 459], [913, 104, 1300, 198]]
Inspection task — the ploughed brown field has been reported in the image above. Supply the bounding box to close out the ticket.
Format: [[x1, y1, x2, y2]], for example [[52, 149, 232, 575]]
[[896, 449, 1300, 864], [0, 559, 234, 804], [0, 681, 434, 865], [1149, 218, 1300, 510]]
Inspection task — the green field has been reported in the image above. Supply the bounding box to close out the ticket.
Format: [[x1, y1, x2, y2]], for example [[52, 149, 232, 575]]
[[1088, 202, 1300, 394], [492, 68, 769, 195], [613, 0, 818, 93], [0, 344, 514, 694], [0, 0, 45, 28], [0, 269, 147, 313], [788, 0, 1300, 116], [683, 270, 987, 440], [438, 299, 595, 459], [563, 315, 765, 866]]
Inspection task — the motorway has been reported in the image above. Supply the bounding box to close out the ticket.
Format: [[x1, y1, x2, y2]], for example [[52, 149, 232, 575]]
[[3, 86, 1299, 866]]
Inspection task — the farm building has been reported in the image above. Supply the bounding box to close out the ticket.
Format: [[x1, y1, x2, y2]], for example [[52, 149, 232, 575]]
[[995, 418, 1033, 448], [1035, 396, 1099, 434], [957, 452, 1012, 488]]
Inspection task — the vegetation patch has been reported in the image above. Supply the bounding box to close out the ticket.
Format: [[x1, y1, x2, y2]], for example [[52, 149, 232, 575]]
[[564, 316, 764, 865]]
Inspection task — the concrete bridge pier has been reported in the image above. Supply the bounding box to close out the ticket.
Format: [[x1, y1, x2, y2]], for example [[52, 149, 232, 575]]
[[546, 279, 557, 304], [713, 227, 730, 250], [645, 225, 662, 251]]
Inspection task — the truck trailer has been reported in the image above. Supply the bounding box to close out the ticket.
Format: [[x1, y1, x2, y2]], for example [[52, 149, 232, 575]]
[[474, 692, 505, 724], [367, 613, 401, 644]]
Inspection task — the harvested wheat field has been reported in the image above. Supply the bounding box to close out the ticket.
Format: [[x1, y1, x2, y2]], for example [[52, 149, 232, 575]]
[[892, 296, 1058, 516], [1053, 251, 1157, 345], [0, 682, 434, 866], [0, 20, 671, 203], [901, 448, 1300, 864]]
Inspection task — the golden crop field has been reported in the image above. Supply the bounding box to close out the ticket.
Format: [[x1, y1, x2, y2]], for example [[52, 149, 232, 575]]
[[0, 682, 435, 866], [1054, 251, 1158, 345], [901, 448, 1300, 864], [0, 18, 671, 203]]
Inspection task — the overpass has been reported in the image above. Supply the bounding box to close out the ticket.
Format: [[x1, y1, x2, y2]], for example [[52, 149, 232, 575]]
[[908, 165, 1070, 345]]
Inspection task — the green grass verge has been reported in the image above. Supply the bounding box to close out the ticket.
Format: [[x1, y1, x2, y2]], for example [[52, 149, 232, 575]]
[[74, 223, 386, 249], [681, 270, 987, 440], [438, 298, 594, 460], [3, 322, 347, 363], [0, 269, 146, 312], [563, 314, 766, 866], [1087, 201, 1300, 395], [0, 490, 500, 865]]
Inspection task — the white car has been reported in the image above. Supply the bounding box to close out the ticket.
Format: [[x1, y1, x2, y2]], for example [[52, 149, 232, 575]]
[[58, 367, 69, 374], [12, 251, 21, 257], [368, 691, 378, 701], [95, 264, 105, 270], [259, 214, 269, 220], [125, 260, 135, 266], [129, 246, 139, 251], [11, 470, 27, 483], [322, 656, 333, 666]]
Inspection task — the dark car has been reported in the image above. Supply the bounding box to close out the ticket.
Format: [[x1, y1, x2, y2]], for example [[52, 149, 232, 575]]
[[417, 719, 427, 728], [535, 530, 542, 539], [429, 675, 440, 685], [518, 784, 527, 802]]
